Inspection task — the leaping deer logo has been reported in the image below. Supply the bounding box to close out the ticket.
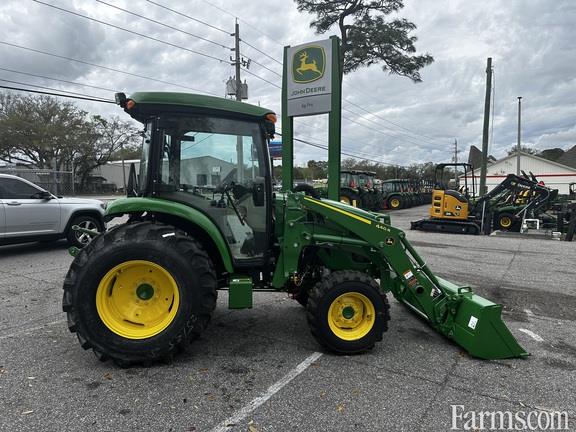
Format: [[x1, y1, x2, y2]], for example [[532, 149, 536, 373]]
[[296, 51, 321, 76]]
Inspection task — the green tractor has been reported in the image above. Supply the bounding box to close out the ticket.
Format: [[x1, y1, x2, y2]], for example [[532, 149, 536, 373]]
[[338, 170, 382, 211], [62, 92, 527, 366], [380, 179, 416, 210]]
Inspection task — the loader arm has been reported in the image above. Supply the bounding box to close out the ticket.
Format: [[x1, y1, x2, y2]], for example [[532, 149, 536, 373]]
[[274, 193, 528, 360]]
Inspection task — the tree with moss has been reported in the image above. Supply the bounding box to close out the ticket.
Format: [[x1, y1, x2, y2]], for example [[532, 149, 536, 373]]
[[294, 0, 433, 81]]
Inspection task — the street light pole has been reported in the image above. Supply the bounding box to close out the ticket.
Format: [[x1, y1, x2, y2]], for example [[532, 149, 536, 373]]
[[479, 57, 492, 197], [516, 96, 522, 176]]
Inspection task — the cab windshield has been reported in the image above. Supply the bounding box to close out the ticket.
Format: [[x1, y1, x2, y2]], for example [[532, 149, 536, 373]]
[[147, 114, 269, 260]]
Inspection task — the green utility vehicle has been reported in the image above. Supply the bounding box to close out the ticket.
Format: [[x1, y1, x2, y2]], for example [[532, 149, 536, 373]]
[[63, 92, 527, 366]]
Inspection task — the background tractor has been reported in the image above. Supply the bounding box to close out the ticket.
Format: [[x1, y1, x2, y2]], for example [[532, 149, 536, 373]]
[[62, 92, 527, 366]]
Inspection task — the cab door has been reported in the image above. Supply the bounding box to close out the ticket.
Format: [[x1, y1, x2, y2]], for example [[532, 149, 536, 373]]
[[0, 177, 61, 237]]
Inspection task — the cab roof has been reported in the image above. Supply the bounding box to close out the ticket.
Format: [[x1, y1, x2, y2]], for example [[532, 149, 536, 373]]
[[128, 92, 274, 119]]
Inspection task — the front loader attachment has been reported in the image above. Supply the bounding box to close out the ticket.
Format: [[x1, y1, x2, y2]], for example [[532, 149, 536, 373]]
[[294, 195, 528, 360], [407, 277, 528, 359]]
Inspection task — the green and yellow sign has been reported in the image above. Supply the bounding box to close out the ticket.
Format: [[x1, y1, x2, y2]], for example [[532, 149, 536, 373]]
[[292, 46, 325, 84], [286, 39, 333, 117]]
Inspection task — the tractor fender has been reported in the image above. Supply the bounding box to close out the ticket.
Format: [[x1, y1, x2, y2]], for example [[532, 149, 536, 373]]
[[105, 197, 234, 273]]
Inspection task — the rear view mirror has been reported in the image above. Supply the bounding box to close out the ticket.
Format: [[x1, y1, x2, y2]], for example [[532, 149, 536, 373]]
[[33, 190, 52, 200]]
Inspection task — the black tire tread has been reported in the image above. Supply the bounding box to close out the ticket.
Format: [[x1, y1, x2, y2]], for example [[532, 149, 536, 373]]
[[306, 270, 390, 354], [62, 221, 217, 367]]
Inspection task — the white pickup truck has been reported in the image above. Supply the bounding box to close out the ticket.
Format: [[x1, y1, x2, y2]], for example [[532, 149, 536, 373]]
[[0, 174, 106, 248]]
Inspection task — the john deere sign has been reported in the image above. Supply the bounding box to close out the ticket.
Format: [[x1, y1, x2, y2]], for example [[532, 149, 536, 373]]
[[287, 39, 332, 116]]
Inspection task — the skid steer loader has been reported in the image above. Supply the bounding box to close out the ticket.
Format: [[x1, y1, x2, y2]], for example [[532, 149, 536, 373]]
[[62, 92, 527, 366]]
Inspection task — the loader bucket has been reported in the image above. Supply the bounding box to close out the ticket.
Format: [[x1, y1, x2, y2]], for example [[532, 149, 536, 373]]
[[437, 277, 529, 360]]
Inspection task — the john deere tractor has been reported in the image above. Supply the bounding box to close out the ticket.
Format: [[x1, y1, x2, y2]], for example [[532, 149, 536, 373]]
[[62, 92, 527, 366], [338, 170, 382, 211]]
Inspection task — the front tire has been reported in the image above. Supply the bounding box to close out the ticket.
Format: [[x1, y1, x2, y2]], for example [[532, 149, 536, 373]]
[[62, 222, 217, 366], [496, 213, 519, 231], [307, 271, 390, 354]]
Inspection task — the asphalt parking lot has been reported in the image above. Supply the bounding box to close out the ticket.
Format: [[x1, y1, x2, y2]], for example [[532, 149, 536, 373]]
[[1, 205, 575, 431]]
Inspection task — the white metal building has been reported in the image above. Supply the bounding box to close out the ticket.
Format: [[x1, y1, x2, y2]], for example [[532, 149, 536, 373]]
[[463, 151, 576, 194]]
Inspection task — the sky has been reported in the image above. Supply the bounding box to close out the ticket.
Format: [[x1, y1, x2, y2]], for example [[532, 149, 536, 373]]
[[0, 0, 574, 167]]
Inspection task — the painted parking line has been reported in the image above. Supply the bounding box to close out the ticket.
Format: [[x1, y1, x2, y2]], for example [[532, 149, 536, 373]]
[[210, 351, 323, 432], [518, 328, 544, 342]]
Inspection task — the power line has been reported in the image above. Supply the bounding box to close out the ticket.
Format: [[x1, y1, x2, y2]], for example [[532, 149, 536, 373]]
[[0, 41, 219, 96], [276, 131, 399, 166], [345, 98, 446, 144], [0, 67, 117, 93], [341, 107, 453, 155], [94, 0, 230, 50], [239, 53, 282, 77], [241, 67, 281, 89], [341, 109, 419, 146], [31, 0, 228, 63], [145, 0, 229, 35], [0, 78, 112, 101], [343, 82, 448, 141], [0, 84, 115, 104], [199, 0, 284, 47], [241, 40, 283, 66]]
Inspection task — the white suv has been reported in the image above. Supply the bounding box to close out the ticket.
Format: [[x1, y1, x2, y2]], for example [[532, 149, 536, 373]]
[[0, 174, 106, 248]]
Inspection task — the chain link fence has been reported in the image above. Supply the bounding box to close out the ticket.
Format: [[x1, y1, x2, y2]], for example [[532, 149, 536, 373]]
[[0, 168, 74, 196]]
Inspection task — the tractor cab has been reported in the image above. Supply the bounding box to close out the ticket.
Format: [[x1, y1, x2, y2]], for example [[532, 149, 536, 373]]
[[118, 92, 276, 263]]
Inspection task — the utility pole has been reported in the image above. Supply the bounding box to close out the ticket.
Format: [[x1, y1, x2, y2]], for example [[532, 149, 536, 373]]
[[234, 20, 241, 102], [479, 57, 492, 197], [232, 19, 244, 183], [453, 138, 459, 187], [517, 96, 522, 176]]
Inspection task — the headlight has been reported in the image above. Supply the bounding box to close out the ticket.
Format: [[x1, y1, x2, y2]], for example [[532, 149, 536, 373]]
[[100, 202, 107, 210]]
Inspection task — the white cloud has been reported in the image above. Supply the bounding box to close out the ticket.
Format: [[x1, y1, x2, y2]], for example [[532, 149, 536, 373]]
[[0, 0, 574, 166]]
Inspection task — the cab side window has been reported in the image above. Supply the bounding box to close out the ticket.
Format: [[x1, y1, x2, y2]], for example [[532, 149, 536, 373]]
[[0, 178, 40, 199]]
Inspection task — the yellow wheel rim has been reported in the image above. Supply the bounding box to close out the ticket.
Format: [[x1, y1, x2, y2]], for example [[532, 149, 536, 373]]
[[500, 216, 512, 228], [327, 292, 375, 341], [390, 198, 400, 208], [96, 260, 180, 339], [340, 196, 351, 205]]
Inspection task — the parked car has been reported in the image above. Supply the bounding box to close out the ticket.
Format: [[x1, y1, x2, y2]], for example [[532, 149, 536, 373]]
[[0, 174, 106, 248]]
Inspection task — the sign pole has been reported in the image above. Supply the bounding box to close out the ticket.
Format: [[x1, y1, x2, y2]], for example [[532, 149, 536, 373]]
[[281, 46, 294, 192], [327, 36, 341, 201]]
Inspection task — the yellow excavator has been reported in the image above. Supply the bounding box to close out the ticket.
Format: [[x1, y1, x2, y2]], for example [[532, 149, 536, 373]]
[[412, 163, 552, 234], [412, 163, 482, 234]]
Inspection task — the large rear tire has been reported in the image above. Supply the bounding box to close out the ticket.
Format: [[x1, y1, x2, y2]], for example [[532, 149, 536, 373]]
[[62, 222, 217, 366], [307, 271, 390, 354], [340, 189, 360, 207], [387, 195, 403, 210]]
